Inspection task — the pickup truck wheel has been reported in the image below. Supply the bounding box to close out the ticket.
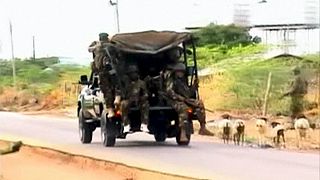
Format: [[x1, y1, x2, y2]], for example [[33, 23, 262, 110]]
[[101, 113, 116, 147], [176, 122, 191, 146], [154, 132, 167, 142], [79, 109, 93, 144]]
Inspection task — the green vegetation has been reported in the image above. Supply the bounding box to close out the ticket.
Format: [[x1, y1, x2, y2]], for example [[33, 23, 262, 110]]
[[200, 53, 319, 114], [0, 57, 90, 95], [196, 44, 266, 69], [192, 23, 319, 114], [191, 23, 265, 69], [194, 23, 261, 47]]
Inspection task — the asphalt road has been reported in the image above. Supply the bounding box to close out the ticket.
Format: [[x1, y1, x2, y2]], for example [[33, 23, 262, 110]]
[[0, 112, 319, 180]]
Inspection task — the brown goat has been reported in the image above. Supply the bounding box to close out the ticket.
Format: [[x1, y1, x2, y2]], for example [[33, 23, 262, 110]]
[[270, 122, 286, 148], [233, 119, 245, 146]]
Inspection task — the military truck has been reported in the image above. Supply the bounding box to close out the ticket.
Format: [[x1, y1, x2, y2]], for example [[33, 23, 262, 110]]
[[77, 31, 200, 147]]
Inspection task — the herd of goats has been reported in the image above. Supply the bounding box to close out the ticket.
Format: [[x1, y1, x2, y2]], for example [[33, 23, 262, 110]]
[[207, 113, 318, 149]]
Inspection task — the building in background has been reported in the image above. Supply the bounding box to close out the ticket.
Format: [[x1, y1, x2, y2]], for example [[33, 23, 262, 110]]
[[233, 3, 251, 27], [248, 0, 319, 56]]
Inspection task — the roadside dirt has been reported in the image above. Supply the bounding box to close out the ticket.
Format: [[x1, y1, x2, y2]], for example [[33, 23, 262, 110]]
[[0, 141, 195, 180]]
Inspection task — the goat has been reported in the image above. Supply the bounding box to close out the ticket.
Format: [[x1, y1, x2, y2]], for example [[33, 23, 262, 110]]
[[220, 114, 232, 144], [256, 117, 268, 147], [233, 119, 245, 146], [294, 114, 311, 149], [270, 122, 286, 148]]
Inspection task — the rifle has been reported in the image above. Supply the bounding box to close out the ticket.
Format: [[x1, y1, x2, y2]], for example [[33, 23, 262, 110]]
[[89, 71, 94, 84], [103, 45, 125, 101]]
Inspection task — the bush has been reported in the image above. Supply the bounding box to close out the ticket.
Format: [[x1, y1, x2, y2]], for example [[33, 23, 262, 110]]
[[193, 23, 259, 48], [195, 44, 266, 69]]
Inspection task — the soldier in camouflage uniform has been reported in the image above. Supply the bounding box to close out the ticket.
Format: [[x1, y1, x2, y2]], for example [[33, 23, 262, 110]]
[[163, 49, 214, 136], [88, 33, 121, 118], [282, 67, 308, 120], [121, 65, 149, 132]]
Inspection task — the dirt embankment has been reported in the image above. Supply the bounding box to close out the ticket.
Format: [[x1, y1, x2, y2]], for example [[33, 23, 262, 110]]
[[0, 141, 195, 180], [0, 87, 67, 112]]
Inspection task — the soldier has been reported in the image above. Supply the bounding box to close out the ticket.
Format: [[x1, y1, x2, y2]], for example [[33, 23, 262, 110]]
[[281, 67, 308, 120], [88, 33, 121, 118], [162, 47, 183, 80], [121, 65, 149, 132], [164, 63, 214, 140], [164, 49, 214, 136], [88, 33, 109, 69]]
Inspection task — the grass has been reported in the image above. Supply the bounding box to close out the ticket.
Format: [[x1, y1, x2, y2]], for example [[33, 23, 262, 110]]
[[196, 44, 267, 69], [199, 53, 319, 115], [0, 57, 90, 97]]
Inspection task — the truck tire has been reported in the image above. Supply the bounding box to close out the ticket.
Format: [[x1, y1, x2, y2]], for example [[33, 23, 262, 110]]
[[176, 121, 192, 146], [79, 109, 93, 144], [101, 113, 116, 147], [154, 132, 167, 142]]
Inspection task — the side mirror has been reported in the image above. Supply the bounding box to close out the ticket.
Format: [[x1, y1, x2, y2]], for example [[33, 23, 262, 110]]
[[79, 75, 89, 85]]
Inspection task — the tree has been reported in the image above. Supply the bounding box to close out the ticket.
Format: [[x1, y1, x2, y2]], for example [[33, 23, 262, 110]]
[[193, 23, 259, 47]]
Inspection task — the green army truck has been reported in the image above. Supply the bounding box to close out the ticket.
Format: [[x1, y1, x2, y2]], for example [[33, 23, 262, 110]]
[[77, 31, 201, 147]]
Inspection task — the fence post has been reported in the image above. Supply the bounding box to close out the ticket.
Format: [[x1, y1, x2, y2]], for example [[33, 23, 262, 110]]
[[317, 68, 320, 116], [263, 72, 272, 116]]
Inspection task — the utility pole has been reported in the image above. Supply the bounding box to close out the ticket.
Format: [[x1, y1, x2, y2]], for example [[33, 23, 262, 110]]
[[109, 0, 120, 32], [9, 20, 16, 88], [32, 36, 36, 61]]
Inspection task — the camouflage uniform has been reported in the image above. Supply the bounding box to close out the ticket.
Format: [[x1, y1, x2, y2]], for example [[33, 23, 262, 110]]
[[283, 67, 308, 120], [88, 33, 121, 116], [121, 65, 149, 126], [164, 62, 213, 136]]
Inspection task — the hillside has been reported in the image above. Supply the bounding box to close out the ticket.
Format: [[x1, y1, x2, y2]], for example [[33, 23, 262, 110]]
[[199, 53, 319, 116], [0, 50, 318, 117], [0, 57, 90, 111]]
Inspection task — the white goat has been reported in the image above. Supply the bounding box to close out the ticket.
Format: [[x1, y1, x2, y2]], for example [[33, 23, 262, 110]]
[[207, 114, 232, 144], [232, 119, 245, 146], [256, 117, 268, 147], [294, 115, 311, 149]]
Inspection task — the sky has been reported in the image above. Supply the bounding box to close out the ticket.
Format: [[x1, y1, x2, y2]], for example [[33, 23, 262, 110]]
[[0, 0, 319, 60]]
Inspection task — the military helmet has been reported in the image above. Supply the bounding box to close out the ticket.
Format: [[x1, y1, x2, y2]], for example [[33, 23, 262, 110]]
[[172, 62, 186, 71], [168, 47, 182, 60], [99, 33, 109, 40], [127, 65, 139, 73]]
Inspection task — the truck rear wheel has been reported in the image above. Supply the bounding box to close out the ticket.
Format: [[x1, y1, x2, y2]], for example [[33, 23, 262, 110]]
[[101, 113, 116, 147], [154, 132, 167, 142], [79, 109, 93, 144], [176, 122, 192, 146]]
